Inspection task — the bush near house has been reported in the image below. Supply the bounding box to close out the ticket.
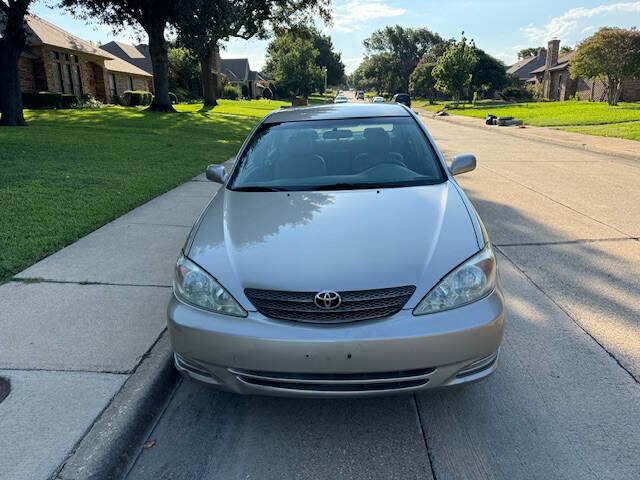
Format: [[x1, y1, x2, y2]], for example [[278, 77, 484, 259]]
[[61, 94, 78, 109], [122, 90, 154, 106], [223, 85, 242, 100], [21, 92, 80, 109]]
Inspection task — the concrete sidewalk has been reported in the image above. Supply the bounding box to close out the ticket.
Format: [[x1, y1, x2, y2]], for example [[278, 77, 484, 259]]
[[0, 168, 223, 479], [417, 109, 640, 162]]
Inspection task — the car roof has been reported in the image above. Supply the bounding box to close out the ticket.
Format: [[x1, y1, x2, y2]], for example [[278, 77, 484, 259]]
[[262, 103, 410, 124]]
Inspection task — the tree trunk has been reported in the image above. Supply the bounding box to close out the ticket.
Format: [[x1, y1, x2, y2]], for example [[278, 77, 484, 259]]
[[607, 78, 622, 106], [145, 21, 176, 113], [0, 1, 29, 127], [613, 80, 622, 105], [200, 46, 218, 107]]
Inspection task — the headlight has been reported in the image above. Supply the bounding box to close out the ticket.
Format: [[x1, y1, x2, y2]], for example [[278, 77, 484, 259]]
[[174, 254, 246, 317], [413, 244, 496, 315]]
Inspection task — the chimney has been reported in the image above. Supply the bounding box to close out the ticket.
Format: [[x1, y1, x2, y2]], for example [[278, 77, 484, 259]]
[[546, 39, 560, 68]]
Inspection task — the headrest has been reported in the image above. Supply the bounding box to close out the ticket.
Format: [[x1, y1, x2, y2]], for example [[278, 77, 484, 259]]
[[363, 127, 390, 148]]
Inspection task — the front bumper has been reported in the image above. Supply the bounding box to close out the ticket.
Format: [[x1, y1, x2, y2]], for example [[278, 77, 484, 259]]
[[167, 288, 505, 398]]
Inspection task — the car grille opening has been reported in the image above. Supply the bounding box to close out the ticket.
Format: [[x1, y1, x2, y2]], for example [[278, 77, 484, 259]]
[[240, 377, 428, 392], [230, 367, 435, 393], [244, 286, 416, 324]]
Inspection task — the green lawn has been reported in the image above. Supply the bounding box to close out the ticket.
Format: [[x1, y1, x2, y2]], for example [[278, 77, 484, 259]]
[[563, 121, 640, 141], [308, 93, 335, 105], [415, 100, 640, 127], [0, 100, 287, 282]]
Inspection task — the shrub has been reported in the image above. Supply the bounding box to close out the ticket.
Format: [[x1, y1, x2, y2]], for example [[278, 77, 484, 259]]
[[525, 82, 544, 100], [169, 92, 178, 104], [502, 85, 533, 101], [61, 94, 78, 109], [76, 94, 103, 109], [121, 90, 153, 106], [172, 87, 190, 102], [22, 91, 62, 109], [222, 85, 241, 100]]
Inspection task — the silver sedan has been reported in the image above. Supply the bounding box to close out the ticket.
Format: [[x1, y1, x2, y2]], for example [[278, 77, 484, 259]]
[[168, 103, 505, 397]]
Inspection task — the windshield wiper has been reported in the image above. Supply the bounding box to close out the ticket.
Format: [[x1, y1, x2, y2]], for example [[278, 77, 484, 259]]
[[231, 186, 292, 192], [310, 183, 392, 191]]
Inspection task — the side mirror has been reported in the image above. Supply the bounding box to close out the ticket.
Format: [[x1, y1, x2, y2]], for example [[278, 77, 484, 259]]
[[205, 164, 227, 184], [450, 153, 476, 176]]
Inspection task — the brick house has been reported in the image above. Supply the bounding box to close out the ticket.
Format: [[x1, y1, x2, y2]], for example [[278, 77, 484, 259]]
[[7, 14, 152, 104], [100, 41, 154, 94], [530, 39, 640, 101], [219, 58, 270, 98], [506, 51, 547, 82]]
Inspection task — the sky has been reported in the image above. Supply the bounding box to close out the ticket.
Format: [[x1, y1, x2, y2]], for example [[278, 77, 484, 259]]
[[31, 1, 640, 74]]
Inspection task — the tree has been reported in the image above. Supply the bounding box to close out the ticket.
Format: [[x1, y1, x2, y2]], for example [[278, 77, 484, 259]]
[[432, 34, 478, 105], [61, 0, 187, 112], [363, 25, 445, 93], [571, 27, 640, 105], [470, 48, 507, 98], [517, 47, 545, 59], [0, 0, 33, 126], [309, 28, 344, 87], [560, 45, 573, 55], [264, 34, 323, 98], [168, 44, 200, 94], [174, 1, 330, 106], [409, 59, 436, 103], [348, 62, 369, 91]]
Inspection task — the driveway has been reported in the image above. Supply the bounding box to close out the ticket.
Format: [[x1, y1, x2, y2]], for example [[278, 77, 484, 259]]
[[125, 115, 640, 479]]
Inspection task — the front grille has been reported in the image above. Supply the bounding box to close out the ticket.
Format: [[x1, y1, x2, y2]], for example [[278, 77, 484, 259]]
[[230, 367, 435, 393], [240, 377, 428, 392], [244, 286, 416, 324]]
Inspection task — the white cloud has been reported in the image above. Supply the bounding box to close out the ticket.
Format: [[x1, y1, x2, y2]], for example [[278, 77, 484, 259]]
[[343, 56, 363, 74], [521, 2, 640, 42], [331, 1, 406, 33], [581, 25, 596, 34]]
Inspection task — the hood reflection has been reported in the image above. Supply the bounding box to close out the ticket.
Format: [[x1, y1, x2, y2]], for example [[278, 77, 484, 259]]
[[225, 191, 335, 249]]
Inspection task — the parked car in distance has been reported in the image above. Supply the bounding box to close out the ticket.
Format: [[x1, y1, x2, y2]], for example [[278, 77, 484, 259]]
[[371, 96, 385, 103], [356, 91, 365, 100], [334, 95, 348, 104], [392, 93, 411, 107], [169, 103, 505, 397]]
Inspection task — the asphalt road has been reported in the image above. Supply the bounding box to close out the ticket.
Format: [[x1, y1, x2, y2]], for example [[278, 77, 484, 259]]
[[125, 102, 640, 480]]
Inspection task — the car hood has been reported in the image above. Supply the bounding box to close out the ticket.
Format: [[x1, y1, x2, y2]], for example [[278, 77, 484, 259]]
[[188, 182, 480, 310]]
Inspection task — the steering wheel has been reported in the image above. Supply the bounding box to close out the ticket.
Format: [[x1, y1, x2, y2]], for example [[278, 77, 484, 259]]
[[364, 158, 408, 170]]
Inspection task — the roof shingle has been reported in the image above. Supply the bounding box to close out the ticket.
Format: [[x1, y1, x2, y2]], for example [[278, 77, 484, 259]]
[[23, 14, 112, 59]]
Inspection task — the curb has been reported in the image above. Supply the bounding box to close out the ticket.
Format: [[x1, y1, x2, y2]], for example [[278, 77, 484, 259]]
[[54, 331, 179, 480], [417, 110, 640, 163]]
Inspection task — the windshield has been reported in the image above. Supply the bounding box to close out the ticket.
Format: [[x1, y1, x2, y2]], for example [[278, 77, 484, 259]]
[[228, 117, 446, 191]]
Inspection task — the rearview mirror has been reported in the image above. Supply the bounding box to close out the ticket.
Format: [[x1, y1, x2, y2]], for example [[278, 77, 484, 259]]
[[206, 164, 227, 184], [450, 154, 476, 176]]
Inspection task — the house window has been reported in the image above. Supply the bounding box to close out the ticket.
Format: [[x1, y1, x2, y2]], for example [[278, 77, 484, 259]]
[[109, 73, 117, 98], [72, 65, 83, 96], [50, 50, 83, 95], [62, 63, 73, 93], [51, 61, 63, 92], [128, 75, 134, 90]]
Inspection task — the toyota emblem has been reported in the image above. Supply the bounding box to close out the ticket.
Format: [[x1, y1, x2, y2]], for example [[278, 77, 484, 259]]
[[314, 290, 342, 310]]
